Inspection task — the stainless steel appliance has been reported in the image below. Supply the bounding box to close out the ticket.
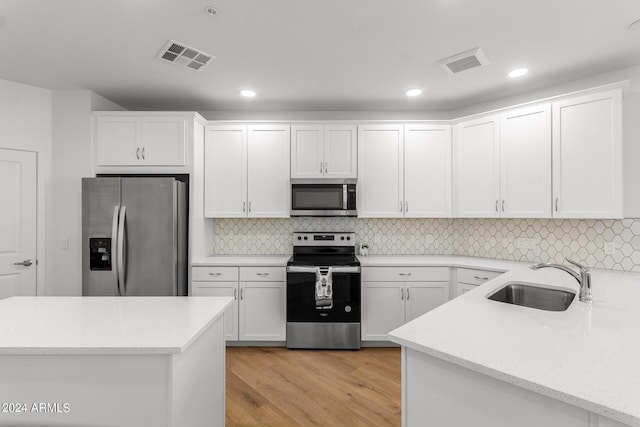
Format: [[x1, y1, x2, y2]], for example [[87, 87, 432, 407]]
[[82, 177, 187, 296], [286, 232, 361, 349], [290, 179, 357, 217]]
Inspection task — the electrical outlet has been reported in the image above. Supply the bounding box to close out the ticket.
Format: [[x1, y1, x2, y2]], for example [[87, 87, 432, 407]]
[[516, 238, 537, 250], [604, 241, 616, 255]]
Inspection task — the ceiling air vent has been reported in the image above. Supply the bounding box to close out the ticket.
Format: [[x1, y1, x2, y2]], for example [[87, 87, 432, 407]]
[[157, 40, 215, 71], [437, 47, 489, 75]]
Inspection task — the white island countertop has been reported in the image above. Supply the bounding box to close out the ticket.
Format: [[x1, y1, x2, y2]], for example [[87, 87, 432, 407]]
[[389, 263, 640, 426], [0, 296, 233, 355]]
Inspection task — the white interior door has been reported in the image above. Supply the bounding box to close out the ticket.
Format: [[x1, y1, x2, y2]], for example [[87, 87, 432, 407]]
[[0, 149, 37, 299]]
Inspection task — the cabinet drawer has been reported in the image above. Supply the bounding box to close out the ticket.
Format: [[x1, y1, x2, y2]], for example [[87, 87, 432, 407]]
[[457, 268, 503, 286], [240, 267, 286, 282], [362, 266, 449, 282], [192, 266, 239, 282]]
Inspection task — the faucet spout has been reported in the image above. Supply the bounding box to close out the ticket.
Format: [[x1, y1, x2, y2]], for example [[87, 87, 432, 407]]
[[530, 258, 592, 303]]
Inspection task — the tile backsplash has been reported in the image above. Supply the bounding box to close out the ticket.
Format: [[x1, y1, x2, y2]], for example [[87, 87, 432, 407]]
[[212, 218, 640, 272]]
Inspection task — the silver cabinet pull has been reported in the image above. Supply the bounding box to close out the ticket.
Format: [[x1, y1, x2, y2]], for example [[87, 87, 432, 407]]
[[209, 272, 222, 276], [502, 200, 505, 212], [399, 273, 412, 276], [495, 200, 499, 212], [141, 147, 145, 160], [324, 161, 328, 174], [320, 161, 323, 173], [136, 147, 140, 160], [234, 288, 237, 300], [555, 197, 559, 212], [256, 272, 269, 276], [405, 201, 408, 213], [248, 202, 252, 213], [13, 260, 33, 267], [400, 201, 403, 212], [474, 275, 489, 281], [240, 288, 244, 300], [401, 288, 404, 300], [406, 288, 410, 300], [243, 201, 246, 213]]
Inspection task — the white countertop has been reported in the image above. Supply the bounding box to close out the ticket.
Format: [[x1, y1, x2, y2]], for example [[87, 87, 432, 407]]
[[357, 254, 516, 270], [0, 296, 233, 355], [388, 262, 640, 426], [192, 255, 290, 266]]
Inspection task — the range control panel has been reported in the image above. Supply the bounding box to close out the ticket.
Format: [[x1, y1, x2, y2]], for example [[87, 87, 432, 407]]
[[293, 232, 355, 247]]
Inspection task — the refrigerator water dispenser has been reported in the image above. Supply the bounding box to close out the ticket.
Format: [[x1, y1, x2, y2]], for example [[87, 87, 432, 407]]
[[89, 238, 111, 270]]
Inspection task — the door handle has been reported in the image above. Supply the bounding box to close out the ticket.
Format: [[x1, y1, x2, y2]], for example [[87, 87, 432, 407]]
[[555, 197, 559, 212], [136, 147, 140, 160], [234, 288, 237, 300], [495, 200, 499, 212], [405, 201, 408, 213], [240, 288, 244, 300], [13, 260, 33, 267], [401, 288, 404, 300], [141, 147, 145, 160], [117, 206, 127, 296], [320, 161, 323, 173], [243, 201, 246, 213], [111, 205, 120, 295], [406, 288, 410, 300], [256, 272, 269, 276], [502, 200, 505, 212], [324, 161, 328, 174]]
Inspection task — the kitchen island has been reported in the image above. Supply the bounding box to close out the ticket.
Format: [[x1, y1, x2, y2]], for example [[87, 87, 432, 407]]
[[0, 296, 232, 427], [389, 265, 640, 427]]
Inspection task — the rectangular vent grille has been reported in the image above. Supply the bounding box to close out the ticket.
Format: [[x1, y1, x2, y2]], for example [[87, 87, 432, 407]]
[[157, 40, 215, 72], [437, 47, 489, 75]]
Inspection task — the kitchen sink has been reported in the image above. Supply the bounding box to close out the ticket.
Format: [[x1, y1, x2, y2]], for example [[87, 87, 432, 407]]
[[487, 282, 576, 312]]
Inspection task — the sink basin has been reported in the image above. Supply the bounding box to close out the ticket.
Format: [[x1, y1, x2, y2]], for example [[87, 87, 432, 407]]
[[487, 282, 576, 312]]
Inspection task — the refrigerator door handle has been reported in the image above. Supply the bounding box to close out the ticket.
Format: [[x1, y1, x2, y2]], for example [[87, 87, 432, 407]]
[[117, 206, 127, 296], [111, 206, 121, 296]]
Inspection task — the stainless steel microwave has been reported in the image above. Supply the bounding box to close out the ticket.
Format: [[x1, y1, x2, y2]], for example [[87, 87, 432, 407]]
[[290, 179, 357, 217]]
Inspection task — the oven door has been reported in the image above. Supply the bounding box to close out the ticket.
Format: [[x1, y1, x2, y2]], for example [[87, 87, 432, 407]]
[[286, 267, 361, 323]]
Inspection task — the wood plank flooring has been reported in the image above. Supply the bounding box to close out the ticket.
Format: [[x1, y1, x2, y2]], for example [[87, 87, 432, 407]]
[[226, 347, 401, 426]]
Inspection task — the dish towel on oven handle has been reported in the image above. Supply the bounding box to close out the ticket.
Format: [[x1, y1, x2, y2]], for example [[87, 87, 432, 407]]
[[315, 267, 333, 309]]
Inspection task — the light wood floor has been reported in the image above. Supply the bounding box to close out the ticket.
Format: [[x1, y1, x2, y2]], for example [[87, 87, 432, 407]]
[[226, 347, 401, 426]]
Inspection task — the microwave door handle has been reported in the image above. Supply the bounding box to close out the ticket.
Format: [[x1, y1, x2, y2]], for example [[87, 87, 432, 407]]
[[343, 184, 347, 210]]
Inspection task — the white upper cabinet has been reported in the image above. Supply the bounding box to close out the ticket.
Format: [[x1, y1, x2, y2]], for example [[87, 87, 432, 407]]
[[204, 124, 290, 218], [96, 114, 186, 166], [358, 124, 404, 217], [500, 104, 552, 218], [247, 125, 291, 217], [204, 125, 247, 218], [454, 116, 500, 217], [552, 89, 623, 218], [290, 124, 357, 179], [404, 124, 452, 217]]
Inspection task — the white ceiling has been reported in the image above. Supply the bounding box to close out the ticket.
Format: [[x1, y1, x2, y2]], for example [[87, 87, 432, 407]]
[[2, 0, 640, 112]]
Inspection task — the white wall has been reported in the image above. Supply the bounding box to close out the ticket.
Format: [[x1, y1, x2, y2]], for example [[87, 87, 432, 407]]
[[47, 90, 123, 296], [0, 78, 52, 296]]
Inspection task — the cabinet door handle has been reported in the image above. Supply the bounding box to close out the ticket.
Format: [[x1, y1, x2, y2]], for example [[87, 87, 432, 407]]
[[248, 202, 252, 213], [400, 201, 403, 212], [495, 200, 499, 212], [502, 200, 505, 212], [406, 288, 410, 300], [256, 272, 269, 276], [399, 273, 412, 276], [240, 288, 244, 300], [209, 272, 222, 276], [141, 147, 145, 160], [474, 275, 489, 281], [320, 161, 323, 173], [324, 161, 328, 174], [401, 288, 404, 300], [243, 201, 246, 213], [555, 198, 559, 212], [405, 201, 408, 213], [234, 288, 237, 300], [136, 147, 140, 160]]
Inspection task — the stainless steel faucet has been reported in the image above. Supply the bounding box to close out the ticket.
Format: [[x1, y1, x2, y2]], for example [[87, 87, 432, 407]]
[[530, 258, 592, 303]]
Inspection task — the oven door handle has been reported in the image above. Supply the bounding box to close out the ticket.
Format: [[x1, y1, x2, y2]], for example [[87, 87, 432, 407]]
[[286, 265, 360, 273]]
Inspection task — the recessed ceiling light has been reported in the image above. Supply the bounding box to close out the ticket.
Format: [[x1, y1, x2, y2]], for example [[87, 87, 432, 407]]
[[406, 89, 423, 97], [240, 90, 256, 97], [508, 68, 528, 78]]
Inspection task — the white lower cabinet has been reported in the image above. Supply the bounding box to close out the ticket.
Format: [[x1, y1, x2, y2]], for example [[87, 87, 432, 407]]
[[191, 266, 286, 342], [362, 267, 449, 341], [455, 267, 503, 297]]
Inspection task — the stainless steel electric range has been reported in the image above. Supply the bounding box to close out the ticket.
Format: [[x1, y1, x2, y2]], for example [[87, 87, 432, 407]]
[[286, 232, 361, 350]]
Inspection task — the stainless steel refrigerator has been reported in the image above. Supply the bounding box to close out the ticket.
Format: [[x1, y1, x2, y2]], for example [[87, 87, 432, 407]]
[[82, 177, 187, 296]]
